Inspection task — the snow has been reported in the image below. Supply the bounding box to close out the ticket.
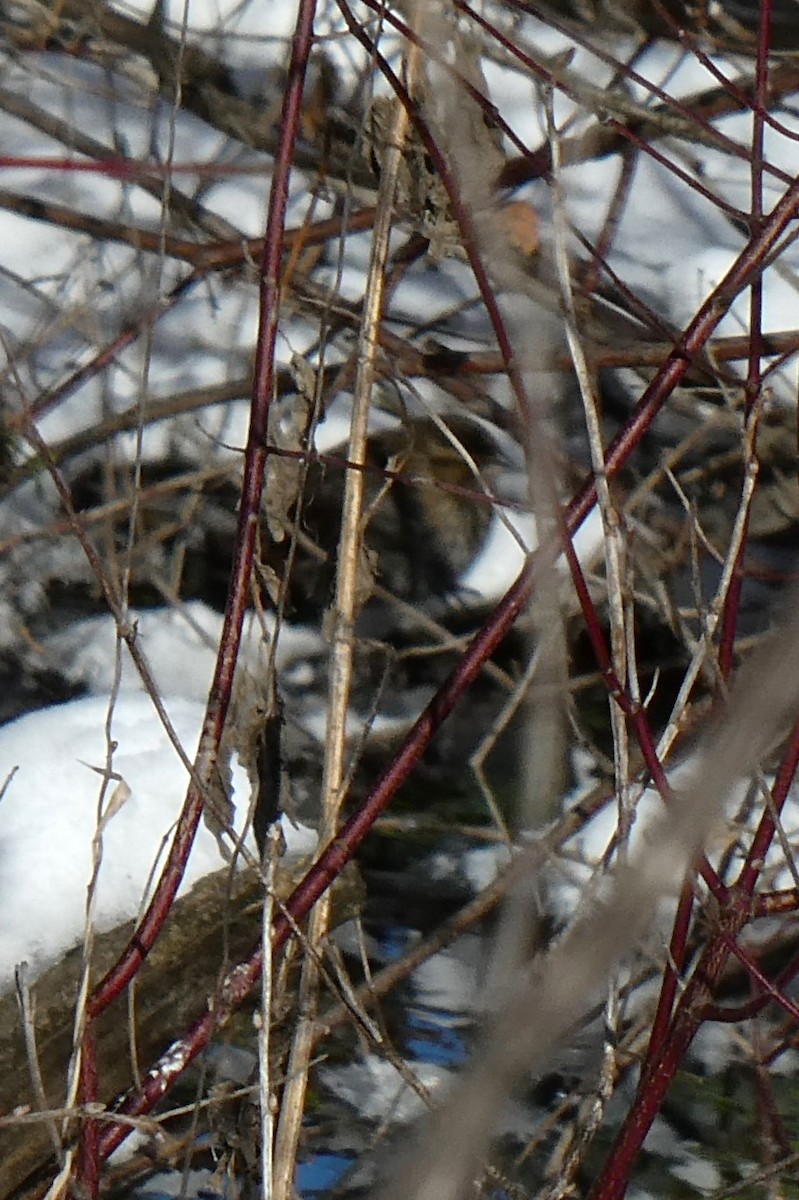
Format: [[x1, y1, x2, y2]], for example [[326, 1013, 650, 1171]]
[[42, 600, 324, 701], [0, 692, 316, 992], [319, 1053, 451, 1126], [458, 503, 606, 603], [551, 747, 799, 933], [112, 0, 299, 39], [411, 935, 481, 1015]]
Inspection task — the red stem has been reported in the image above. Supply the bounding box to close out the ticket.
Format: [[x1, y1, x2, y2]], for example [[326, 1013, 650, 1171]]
[[461, 0, 796, 191], [704, 932, 799, 1024], [737, 711, 799, 896], [75, 1020, 100, 1199], [87, 0, 318, 1018], [593, 680, 799, 1196], [56, 3, 799, 1183], [588, 912, 748, 1200], [642, 881, 696, 1068]]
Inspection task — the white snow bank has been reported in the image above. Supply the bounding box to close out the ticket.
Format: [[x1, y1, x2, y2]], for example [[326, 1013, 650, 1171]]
[[458, 504, 605, 604], [319, 1053, 452, 1126], [552, 745, 799, 928], [42, 600, 324, 703], [0, 693, 316, 992]]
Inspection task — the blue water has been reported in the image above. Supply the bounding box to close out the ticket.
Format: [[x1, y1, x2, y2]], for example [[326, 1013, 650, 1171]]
[[296, 1151, 358, 1194], [404, 1005, 469, 1068]]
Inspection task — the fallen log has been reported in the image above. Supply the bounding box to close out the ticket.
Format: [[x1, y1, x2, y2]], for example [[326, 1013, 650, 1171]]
[[0, 858, 361, 1199]]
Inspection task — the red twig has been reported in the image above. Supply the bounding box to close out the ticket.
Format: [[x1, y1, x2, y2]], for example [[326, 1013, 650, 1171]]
[[641, 880, 697, 1068], [0, 155, 270, 177], [60, 0, 318, 1187], [704, 933, 799, 1024], [752, 1035, 794, 1165], [588, 909, 748, 1200], [339, 3, 725, 908], [593, 683, 799, 1196], [21, 274, 197, 428], [75, 1021, 100, 1200], [86, 0, 319, 1015], [22, 5, 796, 1189], [463, 0, 796, 192], [737, 713, 799, 896]]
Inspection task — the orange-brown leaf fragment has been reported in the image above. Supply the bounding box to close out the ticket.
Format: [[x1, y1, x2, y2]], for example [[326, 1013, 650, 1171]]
[[497, 200, 539, 257]]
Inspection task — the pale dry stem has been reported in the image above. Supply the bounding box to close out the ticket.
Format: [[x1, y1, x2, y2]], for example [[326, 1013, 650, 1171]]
[[14, 966, 62, 1164], [271, 17, 421, 1197], [259, 827, 282, 1200], [63, 647, 128, 1172], [547, 102, 629, 1178], [656, 404, 762, 762]]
